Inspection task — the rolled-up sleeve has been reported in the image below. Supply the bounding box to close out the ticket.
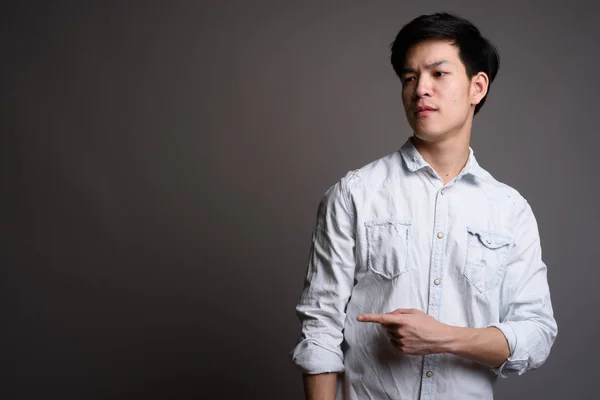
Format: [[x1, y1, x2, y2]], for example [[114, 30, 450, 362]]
[[290, 174, 356, 374], [489, 200, 558, 378]]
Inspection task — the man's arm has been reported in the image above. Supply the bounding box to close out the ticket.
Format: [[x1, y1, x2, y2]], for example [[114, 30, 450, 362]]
[[445, 326, 510, 368], [290, 174, 357, 399], [485, 200, 558, 376], [302, 373, 337, 400]]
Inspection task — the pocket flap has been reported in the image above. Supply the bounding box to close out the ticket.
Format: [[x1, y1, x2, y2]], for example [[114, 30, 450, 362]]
[[467, 227, 512, 249]]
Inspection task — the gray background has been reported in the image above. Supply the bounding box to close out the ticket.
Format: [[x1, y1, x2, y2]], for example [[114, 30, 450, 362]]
[[3, 1, 598, 399]]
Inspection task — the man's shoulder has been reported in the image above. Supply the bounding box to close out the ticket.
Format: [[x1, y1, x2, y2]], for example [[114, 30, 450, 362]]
[[339, 150, 404, 190], [476, 166, 529, 212]]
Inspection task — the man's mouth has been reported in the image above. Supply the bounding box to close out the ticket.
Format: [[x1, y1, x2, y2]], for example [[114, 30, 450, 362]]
[[414, 105, 437, 116]]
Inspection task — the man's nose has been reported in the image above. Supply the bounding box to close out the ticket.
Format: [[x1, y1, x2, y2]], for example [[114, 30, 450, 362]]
[[413, 77, 431, 98]]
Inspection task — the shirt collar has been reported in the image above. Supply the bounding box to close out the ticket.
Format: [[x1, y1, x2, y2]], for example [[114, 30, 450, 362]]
[[399, 137, 488, 181]]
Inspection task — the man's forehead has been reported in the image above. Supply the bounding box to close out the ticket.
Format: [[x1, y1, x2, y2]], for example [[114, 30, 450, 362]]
[[404, 41, 460, 65]]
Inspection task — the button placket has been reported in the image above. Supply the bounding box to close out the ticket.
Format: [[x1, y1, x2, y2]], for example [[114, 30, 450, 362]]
[[421, 185, 448, 398]]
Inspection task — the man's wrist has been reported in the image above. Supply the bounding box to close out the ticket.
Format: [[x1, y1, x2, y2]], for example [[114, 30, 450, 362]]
[[438, 325, 471, 355]]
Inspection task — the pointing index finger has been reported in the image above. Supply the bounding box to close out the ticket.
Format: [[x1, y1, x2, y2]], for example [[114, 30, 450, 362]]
[[357, 313, 398, 324]]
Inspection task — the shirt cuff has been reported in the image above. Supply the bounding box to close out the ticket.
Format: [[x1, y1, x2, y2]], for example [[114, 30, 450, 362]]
[[290, 338, 344, 374], [488, 322, 529, 377]]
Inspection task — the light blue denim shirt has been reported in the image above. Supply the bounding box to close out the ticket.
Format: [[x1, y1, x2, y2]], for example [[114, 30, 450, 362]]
[[291, 138, 557, 400]]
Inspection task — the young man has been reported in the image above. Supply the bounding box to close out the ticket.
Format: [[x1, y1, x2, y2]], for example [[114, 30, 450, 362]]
[[291, 12, 558, 400]]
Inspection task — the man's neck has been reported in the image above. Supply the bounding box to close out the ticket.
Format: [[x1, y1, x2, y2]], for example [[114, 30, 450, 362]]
[[412, 135, 471, 185]]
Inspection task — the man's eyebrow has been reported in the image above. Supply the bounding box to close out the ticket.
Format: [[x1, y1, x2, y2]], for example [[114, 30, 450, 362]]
[[401, 60, 449, 74]]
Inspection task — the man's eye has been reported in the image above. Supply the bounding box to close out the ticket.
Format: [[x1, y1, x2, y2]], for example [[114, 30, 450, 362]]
[[403, 76, 416, 83], [434, 71, 447, 77]]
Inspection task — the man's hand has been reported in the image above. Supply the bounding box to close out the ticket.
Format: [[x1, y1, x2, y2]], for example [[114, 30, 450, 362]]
[[357, 308, 510, 367], [357, 308, 453, 355]]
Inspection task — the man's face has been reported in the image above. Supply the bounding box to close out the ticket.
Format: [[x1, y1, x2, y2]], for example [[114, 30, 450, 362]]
[[401, 40, 484, 142]]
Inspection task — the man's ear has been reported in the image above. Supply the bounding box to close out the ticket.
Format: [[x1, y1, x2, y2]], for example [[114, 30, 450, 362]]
[[471, 72, 489, 105]]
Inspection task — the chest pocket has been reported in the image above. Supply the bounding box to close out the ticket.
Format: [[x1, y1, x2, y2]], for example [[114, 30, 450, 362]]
[[365, 219, 411, 280], [464, 227, 512, 293]]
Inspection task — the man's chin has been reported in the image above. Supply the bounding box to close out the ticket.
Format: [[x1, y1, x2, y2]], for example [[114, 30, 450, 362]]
[[412, 129, 444, 142], [409, 120, 438, 136]]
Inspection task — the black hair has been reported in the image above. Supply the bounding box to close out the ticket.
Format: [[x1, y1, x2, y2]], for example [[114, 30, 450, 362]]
[[390, 12, 500, 115]]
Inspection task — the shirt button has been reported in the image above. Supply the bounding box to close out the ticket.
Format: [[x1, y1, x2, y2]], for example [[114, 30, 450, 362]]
[[437, 232, 443, 239], [440, 189, 445, 195], [426, 371, 433, 378], [434, 279, 441, 285]]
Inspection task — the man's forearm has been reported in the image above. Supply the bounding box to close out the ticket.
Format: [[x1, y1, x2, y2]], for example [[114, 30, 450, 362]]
[[302, 373, 337, 400], [443, 326, 510, 368]]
